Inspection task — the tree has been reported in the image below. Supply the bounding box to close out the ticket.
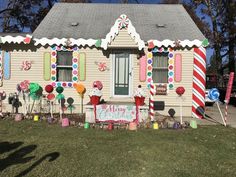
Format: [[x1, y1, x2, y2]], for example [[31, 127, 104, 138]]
[[192, 0, 235, 74], [0, 0, 57, 32], [161, 0, 235, 75], [0, 0, 91, 33]]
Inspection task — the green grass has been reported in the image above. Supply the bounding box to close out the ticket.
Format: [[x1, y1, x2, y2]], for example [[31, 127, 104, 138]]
[[0, 120, 236, 177]]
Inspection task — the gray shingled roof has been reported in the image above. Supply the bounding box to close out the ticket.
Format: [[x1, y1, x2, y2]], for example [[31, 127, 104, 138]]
[[33, 3, 205, 41]]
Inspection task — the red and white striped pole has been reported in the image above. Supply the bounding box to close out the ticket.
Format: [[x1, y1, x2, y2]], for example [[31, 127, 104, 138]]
[[150, 83, 155, 121], [192, 46, 206, 119]]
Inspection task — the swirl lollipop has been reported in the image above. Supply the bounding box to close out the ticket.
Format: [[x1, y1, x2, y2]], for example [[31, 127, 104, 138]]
[[208, 88, 226, 126], [208, 88, 219, 101]]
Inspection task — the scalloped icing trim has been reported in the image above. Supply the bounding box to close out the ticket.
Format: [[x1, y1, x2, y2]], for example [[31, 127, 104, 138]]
[[34, 38, 97, 47], [149, 39, 203, 48], [0, 35, 32, 44]]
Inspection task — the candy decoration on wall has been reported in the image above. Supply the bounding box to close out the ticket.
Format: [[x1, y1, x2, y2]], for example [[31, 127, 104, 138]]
[[74, 83, 86, 113], [94, 61, 109, 72], [0, 91, 6, 117], [44, 52, 51, 81], [168, 50, 174, 90], [208, 88, 226, 126], [176, 86, 185, 124], [192, 47, 206, 119], [45, 84, 55, 119], [174, 40, 181, 48], [3, 51, 11, 80], [148, 41, 155, 49], [139, 55, 147, 82], [0, 50, 3, 86], [23, 34, 32, 44], [117, 14, 129, 29], [56, 86, 65, 121], [174, 54, 182, 82], [95, 39, 102, 48], [146, 51, 153, 88], [20, 60, 32, 71], [78, 53, 86, 81]]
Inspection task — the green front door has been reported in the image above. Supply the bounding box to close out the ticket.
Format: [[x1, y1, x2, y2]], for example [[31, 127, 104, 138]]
[[113, 52, 131, 96]]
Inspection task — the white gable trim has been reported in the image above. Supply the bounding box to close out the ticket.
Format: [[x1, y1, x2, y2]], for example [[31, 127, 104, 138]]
[[101, 14, 145, 50]]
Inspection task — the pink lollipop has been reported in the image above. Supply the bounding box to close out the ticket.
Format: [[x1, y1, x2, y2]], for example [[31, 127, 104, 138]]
[[93, 81, 103, 90], [20, 80, 30, 92]]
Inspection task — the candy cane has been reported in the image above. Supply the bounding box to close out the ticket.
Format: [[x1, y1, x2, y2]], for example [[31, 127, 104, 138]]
[[149, 83, 155, 121], [192, 47, 206, 119]]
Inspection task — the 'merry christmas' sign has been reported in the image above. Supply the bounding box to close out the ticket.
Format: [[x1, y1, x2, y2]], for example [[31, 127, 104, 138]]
[[95, 104, 137, 123]]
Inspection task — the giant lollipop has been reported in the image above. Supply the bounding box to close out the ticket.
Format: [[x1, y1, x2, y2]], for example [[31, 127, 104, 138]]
[[56, 86, 64, 121], [176, 86, 185, 125], [29, 83, 42, 113], [45, 84, 55, 118], [67, 97, 75, 114], [74, 83, 86, 113], [208, 88, 226, 126], [19, 80, 30, 115]]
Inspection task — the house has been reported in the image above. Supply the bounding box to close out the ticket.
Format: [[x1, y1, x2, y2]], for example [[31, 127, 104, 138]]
[[0, 3, 208, 121]]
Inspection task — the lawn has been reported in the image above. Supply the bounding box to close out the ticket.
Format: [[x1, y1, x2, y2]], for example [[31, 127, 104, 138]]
[[0, 120, 236, 177]]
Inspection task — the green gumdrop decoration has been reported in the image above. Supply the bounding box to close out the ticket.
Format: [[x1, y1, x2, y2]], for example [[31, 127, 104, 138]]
[[202, 39, 209, 47], [95, 39, 102, 47], [56, 86, 64, 93]]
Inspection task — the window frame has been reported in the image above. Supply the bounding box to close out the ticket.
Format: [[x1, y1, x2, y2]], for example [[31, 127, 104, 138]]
[[146, 47, 175, 91], [50, 46, 79, 88]]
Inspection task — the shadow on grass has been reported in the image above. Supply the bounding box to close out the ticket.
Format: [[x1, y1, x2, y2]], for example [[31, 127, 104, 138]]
[[0, 141, 24, 154], [0, 141, 60, 176], [0, 144, 36, 171], [15, 152, 60, 177], [196, 106, 223, 125]]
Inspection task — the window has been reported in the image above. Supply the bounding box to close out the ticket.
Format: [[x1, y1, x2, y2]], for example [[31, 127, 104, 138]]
[[56, 51, 73, 81], [152, 53, 168, 83]]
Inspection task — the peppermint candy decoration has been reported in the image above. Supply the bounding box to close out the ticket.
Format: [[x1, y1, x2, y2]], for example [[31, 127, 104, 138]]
[[208, 88, 220, 101], [117, 14, 129, 29], [21, 61, 32, 71], [98, 62, 107, 72]]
